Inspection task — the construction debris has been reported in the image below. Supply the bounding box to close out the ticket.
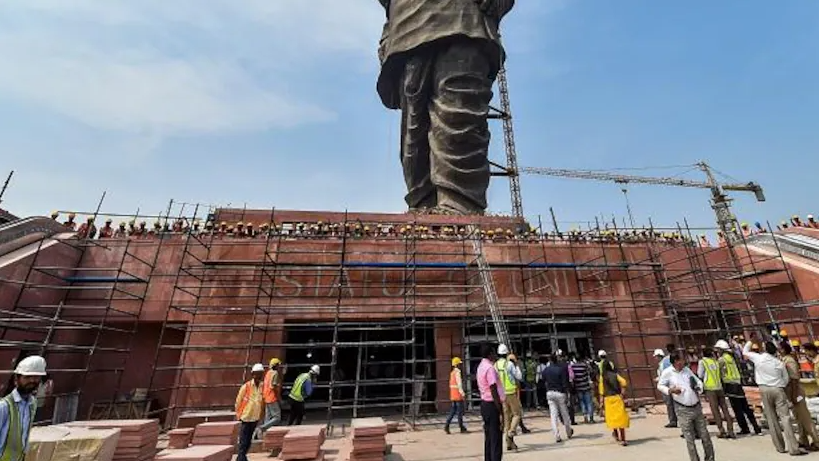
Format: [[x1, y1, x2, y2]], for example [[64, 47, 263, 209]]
[[27, 425, 120, 461], [153, 445, 233, 461], [64, 419, 160, 461], [280, 425, 326, 461]]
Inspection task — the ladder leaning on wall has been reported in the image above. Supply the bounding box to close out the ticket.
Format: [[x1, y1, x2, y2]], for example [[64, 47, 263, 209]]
[[467, 225, 510, 347]]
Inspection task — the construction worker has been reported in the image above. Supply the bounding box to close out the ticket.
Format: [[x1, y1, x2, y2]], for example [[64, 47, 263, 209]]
[[287, 365, 319, 426], [754, 222, 767, 234], [260, 358, 284, 431], [495, 344, 522, 451], [445, 357, 467, 434], [780, 341, 819, 451], [63, 212, 77, 230], [802, 343, 819, 385], [77, 217, 97, 239], [740, 222, 752, 237], [0, 355, 46, 460], [114, 222, 127, 238], [235, 363, 265, 461], [808, 215, 819, 229], [98, 219, 114, 239], [522, 352, 538, 409], [698, 347, 735, 438], [714, 340, 760, 435], [49, 211, 59, 221]]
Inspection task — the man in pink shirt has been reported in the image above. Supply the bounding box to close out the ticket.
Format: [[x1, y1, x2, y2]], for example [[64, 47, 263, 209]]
[[477, 343, 505, 461]]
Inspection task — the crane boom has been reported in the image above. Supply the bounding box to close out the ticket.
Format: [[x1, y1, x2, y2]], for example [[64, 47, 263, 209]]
[[518, 166, 765, 199]]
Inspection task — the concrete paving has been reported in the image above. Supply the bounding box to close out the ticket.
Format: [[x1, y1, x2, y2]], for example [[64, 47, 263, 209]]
[[245, 413, 809, 460]]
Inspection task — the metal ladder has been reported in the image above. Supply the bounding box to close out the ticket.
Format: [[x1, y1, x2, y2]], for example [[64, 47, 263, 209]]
[[468, 225, 510, 346]]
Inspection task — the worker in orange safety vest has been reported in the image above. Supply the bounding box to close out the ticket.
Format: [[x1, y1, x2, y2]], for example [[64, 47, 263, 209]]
[[444, 357, 467, 434], [235, 363, 265, 461]]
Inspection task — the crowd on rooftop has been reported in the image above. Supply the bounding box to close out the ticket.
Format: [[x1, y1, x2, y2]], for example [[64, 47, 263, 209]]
[[45, 210, 819, 249]]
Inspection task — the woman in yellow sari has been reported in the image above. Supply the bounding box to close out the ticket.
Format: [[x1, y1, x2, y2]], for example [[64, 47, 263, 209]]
[[599, 360, 630, 446]]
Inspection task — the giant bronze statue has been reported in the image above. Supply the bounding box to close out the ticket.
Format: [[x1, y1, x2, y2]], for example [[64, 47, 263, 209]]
[[376, 0, 515, 215]]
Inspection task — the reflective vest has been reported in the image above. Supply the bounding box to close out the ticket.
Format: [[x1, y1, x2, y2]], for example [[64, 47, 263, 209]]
[[289, 372, 311, 403], [720, 353, 741, 384], [494, 359, 517, 395], [524, 359, 537, 383], [702, 358, 722, 391], [449, 369, 464, 401], [0, 393, 36, 461], [235, 381, 262, 421], [263, 369, 279, 404]]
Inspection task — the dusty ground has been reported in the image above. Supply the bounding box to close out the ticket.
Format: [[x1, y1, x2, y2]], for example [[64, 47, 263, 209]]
[[244, 412, 802, 460]]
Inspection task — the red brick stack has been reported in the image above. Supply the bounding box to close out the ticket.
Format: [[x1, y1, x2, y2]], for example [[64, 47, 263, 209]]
[[263, 426, 290, 452], [168, 428, 194, 449], [64, 419, 160, 461], [191, 422, 240, 448], [153, 445, 233, 461], [279, 425, 326, 461], [348, 418, 387, 461]]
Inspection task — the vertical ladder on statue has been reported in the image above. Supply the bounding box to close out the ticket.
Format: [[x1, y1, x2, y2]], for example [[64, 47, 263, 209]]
[[467, 225, 510, 346]]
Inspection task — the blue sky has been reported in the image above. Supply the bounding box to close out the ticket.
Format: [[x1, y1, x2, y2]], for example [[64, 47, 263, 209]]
[[1, 1, 817, 232]]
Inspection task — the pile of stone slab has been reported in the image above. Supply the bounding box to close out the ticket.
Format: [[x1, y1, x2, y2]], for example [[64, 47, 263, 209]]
[[279, 425, 326, 461], [153, 445, 233, 461], [263, 426, 290, 452], [191, 421, 240, 448], [347, 418, 388, 461], [168, 428, 194, 449], [64, 419, 160, 461], [27, 425, 120, 461]]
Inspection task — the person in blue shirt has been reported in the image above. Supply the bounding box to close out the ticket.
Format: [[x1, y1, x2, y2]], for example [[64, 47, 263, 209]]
[[0, 355, 47, 460]]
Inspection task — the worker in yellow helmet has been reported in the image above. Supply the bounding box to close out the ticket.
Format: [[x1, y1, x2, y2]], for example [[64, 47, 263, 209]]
[[50, 211, 59, 221], [259, 358, 284, 431], [63, 212, 77, 230], [445, 357, 467, 434]]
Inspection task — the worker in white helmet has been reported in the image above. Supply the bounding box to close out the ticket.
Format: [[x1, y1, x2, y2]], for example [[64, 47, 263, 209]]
[[494, 344, 523, 450], [714, 340, 760, 436], [235, 363, 265, 461], [287, 365, 320, 426], [0, 355, 47, 459]]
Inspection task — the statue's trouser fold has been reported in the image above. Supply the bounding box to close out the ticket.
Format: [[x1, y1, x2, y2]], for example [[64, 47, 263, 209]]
[[399, 40, 494, 214]]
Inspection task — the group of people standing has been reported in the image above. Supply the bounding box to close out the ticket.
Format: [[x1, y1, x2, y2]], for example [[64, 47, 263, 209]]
[[657, 334, 819, 461], [464, 343, 631, 461], [234, 360, 320, 461]]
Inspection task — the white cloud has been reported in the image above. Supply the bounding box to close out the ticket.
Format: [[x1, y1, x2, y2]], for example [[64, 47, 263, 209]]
[[0, 0, 384, 135]]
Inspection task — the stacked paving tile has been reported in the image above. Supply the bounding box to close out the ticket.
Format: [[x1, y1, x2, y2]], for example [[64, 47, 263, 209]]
[[263, 426, 290, 452], [347, 418, 388, 461], [279, 425, 327, 461], [168, 428, 194, 449], [64, 419, 160, 461], [153, 445, 233, 461], [191, 421, 240, 448]]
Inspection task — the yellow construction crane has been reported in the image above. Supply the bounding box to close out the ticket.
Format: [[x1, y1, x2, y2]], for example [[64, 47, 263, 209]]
[[492, 161, 764, 241]]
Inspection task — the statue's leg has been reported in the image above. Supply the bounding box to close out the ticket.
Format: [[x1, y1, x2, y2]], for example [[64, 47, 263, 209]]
[[428, 40, 494, 215], [399, 54, 436, 211]]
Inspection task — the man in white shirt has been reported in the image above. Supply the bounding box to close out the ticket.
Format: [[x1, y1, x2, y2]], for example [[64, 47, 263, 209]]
[[658, 352, 714, 461], [743, 339, 806, 456]]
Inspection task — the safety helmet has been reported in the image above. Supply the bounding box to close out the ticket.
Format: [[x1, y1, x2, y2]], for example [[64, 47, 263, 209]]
[[119, 222, 126, 227], [714, 340, 730, 350], [809, 215, 815, 220], [87, 216, 94, 222], [50, 211, 59, 218], [653, 349, 665, 357], [310, 365, 320, 374], [814, 340, 819, 347], [246, 222, 253, 227], [251, 363, 265, 373], [791, 339, 801, 347], [451, 357, 462, 366], [597, 350, 607, 357], [780, 329, 788, 337], [14, 356, 47, 376], [269, 358, 281, 367], [497, 344, 509, 355]]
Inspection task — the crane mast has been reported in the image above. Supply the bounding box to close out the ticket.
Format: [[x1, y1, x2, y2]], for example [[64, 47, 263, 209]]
[[494, 67, 523, 219]]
